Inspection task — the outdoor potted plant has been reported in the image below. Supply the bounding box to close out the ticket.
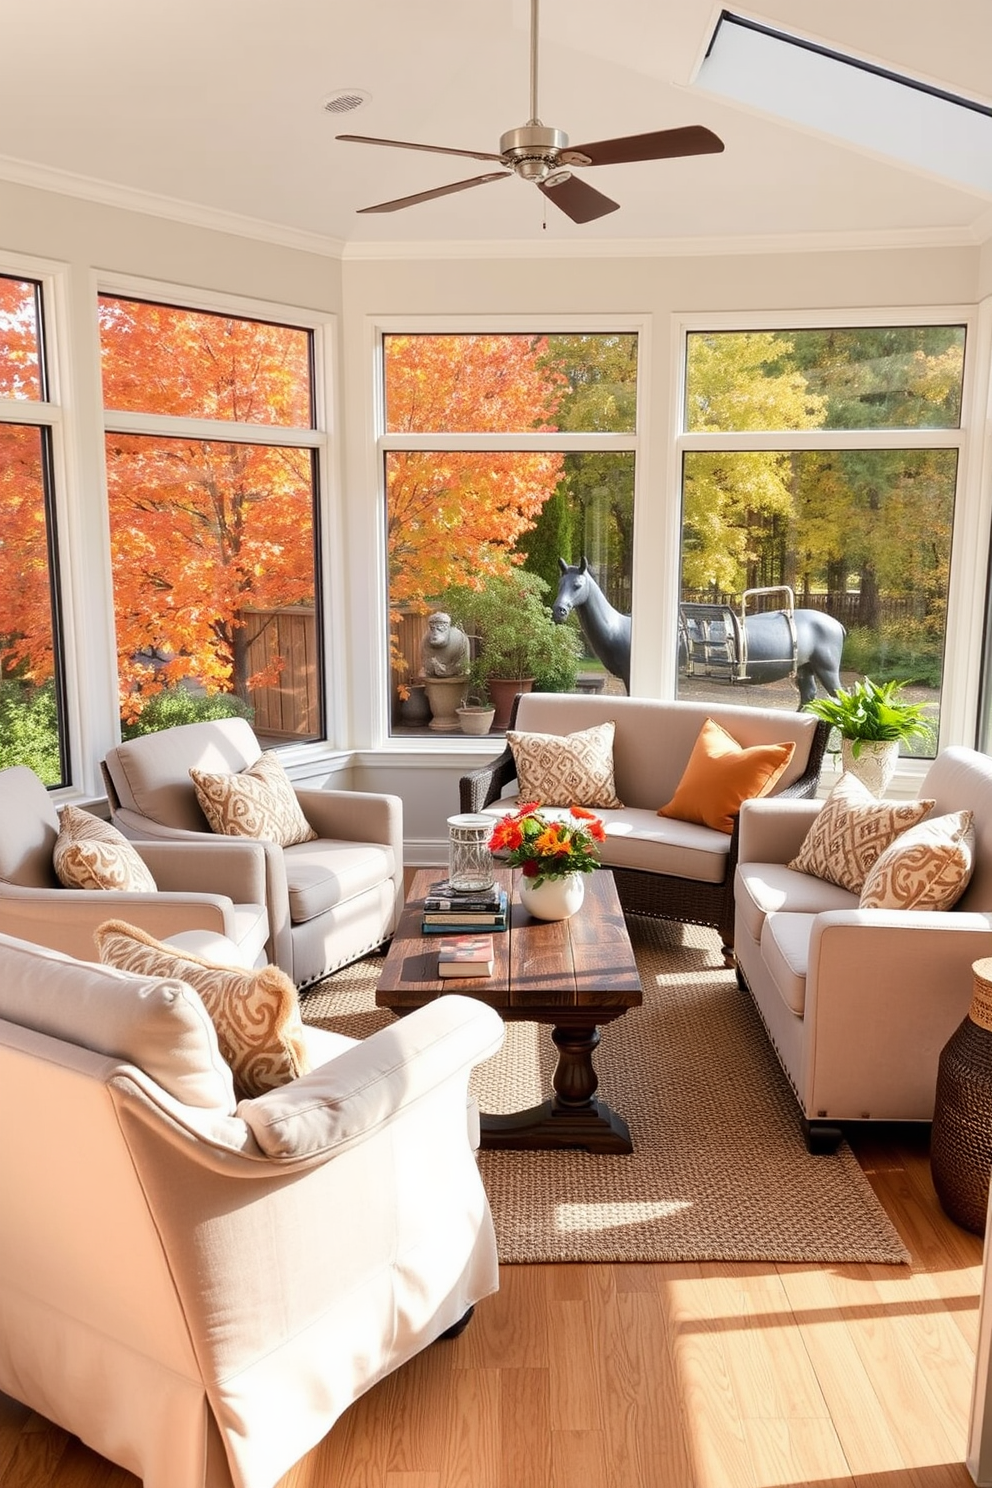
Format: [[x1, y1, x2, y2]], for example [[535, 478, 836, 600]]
[[447, 570, 583, 731], [456, 678, 497, 736], [804, 676, 935, 795]]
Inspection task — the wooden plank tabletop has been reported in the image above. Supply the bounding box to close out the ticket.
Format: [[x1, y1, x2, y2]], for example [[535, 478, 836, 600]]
[[376, 867, 642, 1019]]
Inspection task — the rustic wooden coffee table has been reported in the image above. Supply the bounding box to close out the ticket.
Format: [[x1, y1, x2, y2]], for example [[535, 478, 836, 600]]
[[376, 867, 643, 1153]]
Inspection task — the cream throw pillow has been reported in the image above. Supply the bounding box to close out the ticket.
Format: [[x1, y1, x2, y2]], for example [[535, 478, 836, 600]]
[[54, 804, 157, 892], [190, 750, 317, 847], [94, 918, 311, 1098], [789, 772, 935, 893], [859, 809, 975, 910], [507, 720, 623, 809]]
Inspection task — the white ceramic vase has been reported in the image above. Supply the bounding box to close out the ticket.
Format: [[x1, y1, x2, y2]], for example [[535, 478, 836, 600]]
[[518, 872, 586, 921], [840, 737, 900, 797]]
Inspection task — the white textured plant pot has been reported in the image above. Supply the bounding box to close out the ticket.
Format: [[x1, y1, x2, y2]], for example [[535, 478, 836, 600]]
[[840, 738, 900, 797], [518, 872, 586, 921]]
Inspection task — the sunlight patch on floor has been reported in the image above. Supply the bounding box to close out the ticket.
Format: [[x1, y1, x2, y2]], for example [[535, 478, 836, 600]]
[[554, 1199, 692, 1232]]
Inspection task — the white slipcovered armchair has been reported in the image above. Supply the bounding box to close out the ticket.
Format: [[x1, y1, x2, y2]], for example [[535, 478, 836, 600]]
[[102, 718, 403, 987], [0, 930, 503, 1488], [0, 764, 270, 966]]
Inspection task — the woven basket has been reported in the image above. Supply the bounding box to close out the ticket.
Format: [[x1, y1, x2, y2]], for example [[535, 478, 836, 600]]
[[930, 957, 992, 1235]]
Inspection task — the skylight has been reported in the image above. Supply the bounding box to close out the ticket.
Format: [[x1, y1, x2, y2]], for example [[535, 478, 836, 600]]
[[695, 12, 992, 196]]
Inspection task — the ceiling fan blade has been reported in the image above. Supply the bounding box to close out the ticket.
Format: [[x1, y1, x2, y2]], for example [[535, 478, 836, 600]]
[[337, 133, 504, 165], [357, 171, 512, 214], [537, 173, 620, 224], [564, 125, 725, 167]]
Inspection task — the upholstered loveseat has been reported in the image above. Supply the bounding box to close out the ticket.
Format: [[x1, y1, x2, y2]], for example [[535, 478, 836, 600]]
[[734, 746, 992, 1150], [0, 929, 503, 1488], [460, 692, 828, 960]]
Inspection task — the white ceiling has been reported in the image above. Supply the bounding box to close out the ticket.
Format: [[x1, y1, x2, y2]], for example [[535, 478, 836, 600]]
[[4, 0, 992, 253]]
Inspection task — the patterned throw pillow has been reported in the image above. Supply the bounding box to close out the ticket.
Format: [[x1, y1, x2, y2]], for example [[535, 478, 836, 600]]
[[859, 809, 975, 910], [789, 772, 935, 893], [53, 804, 158, 892], [507, 720, 623, 809], [190, 750, 317, 847], [657, 717, 796, 835], [94, 918, 311, 1098]]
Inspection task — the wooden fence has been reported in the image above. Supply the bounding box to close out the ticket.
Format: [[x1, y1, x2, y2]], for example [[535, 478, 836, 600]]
[[241, 607, 319, 739]]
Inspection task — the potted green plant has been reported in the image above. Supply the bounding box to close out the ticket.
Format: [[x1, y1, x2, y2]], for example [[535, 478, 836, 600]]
[[804, 676, 935, 794], [446, 571, 583, 730]]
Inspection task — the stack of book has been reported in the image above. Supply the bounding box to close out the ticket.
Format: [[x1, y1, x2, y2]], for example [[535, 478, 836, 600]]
[[436, 933, 495, 979], [420, 878, 508, 934]]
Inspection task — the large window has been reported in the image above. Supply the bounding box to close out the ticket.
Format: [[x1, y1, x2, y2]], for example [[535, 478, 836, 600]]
[[99, 295, 323, 742], [676, 324, 967, 755], [381, 330, 639, 735], [0, 273, 68, 784]]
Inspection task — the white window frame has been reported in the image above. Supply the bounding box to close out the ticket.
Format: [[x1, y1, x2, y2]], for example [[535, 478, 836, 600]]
[[370, 313, 650, 750], [669, 304, 990, 777], [0, 250, 84, 790], [95, 272, 342, 763]]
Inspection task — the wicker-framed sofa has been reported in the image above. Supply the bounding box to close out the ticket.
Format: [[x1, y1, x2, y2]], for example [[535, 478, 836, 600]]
[[459, 692, 829, 962]]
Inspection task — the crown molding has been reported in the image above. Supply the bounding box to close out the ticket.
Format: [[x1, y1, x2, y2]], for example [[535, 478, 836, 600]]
[[0, 151, 987, 264], [0, 153, 346, 259], [342, 223, 987, 262]]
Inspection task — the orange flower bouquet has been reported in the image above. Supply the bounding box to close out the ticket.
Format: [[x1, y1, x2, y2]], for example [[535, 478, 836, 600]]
[[488, 802, 606, 886]]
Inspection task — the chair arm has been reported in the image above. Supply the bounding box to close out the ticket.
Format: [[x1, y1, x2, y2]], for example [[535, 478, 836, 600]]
[[295, 788, 402, 853], [738, 797, 823, 864], [459, 744, 518, 812], [236, 996, 505, 1160], [135, 838, 268, 905], [0, 887, 239, 962], [785, 718, 831, 798]]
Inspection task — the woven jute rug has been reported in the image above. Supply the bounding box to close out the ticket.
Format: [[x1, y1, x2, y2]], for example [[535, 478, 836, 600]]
[[300, 916, 910, 1266]]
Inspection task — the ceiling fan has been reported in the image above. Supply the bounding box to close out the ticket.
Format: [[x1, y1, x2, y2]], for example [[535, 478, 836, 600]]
[[336, 0, 724, 223]]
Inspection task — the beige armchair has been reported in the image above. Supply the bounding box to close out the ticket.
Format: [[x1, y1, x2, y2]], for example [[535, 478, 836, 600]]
[[102, 718, 404, 987], [0, 929, 503, 1488], [0, 765, 269, 966]]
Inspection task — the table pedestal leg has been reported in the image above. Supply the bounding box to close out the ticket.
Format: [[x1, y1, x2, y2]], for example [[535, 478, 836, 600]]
[[479, 1021, 633, 1154]]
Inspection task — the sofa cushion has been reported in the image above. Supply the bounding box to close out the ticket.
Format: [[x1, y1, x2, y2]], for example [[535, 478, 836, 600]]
[[94, 919, 311, 1098], [789, 772, 934, 893], [735, 862, 859, 945], [657, 718, 796, 835], [190, 750, 317, 848], [283, 840, 397, 923], [507, 720, 623, 809], [859, 809, 975, 910], [760, 913, 817, 1016], [53, 804, 158, 892], [0, 931, 235, 1111]]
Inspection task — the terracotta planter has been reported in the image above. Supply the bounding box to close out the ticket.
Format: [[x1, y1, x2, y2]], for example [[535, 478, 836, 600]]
[[518, 872, 586, 922], [486, 677, 534, 731]]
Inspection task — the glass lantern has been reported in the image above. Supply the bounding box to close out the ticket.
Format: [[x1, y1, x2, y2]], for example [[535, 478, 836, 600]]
[[446, 813, 496, 893]]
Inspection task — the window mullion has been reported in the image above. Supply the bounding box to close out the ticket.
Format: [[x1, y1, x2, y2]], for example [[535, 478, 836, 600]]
[[104, 407, 320, 448]]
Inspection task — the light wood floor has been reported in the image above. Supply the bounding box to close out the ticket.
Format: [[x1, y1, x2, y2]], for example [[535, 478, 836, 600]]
[[2, 876, 986, 1488]]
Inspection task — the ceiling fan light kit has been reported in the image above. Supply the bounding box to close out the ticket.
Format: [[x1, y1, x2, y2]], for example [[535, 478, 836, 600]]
[[337, 0, 724, 224]]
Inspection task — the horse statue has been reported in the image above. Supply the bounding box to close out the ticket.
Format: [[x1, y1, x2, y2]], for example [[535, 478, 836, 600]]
[[551, 557, 846, 707]]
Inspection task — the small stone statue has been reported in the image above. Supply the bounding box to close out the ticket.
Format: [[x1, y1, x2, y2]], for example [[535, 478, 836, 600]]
[[421, 611, 470, 677]]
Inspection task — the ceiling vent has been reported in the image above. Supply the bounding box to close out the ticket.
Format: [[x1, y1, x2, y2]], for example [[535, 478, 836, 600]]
[[322, 89, 371, 116]]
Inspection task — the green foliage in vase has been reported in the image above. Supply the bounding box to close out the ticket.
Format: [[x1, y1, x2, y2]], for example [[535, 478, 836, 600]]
[[804, 677, 935, 756]]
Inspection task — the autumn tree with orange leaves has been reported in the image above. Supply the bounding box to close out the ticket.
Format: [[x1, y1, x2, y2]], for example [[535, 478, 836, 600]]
[[384, 333, 567, 682], [99, 297, 316, 721]]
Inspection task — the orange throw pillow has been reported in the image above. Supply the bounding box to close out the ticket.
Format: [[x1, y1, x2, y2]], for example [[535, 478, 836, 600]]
[[657, 718, 796, 835]]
